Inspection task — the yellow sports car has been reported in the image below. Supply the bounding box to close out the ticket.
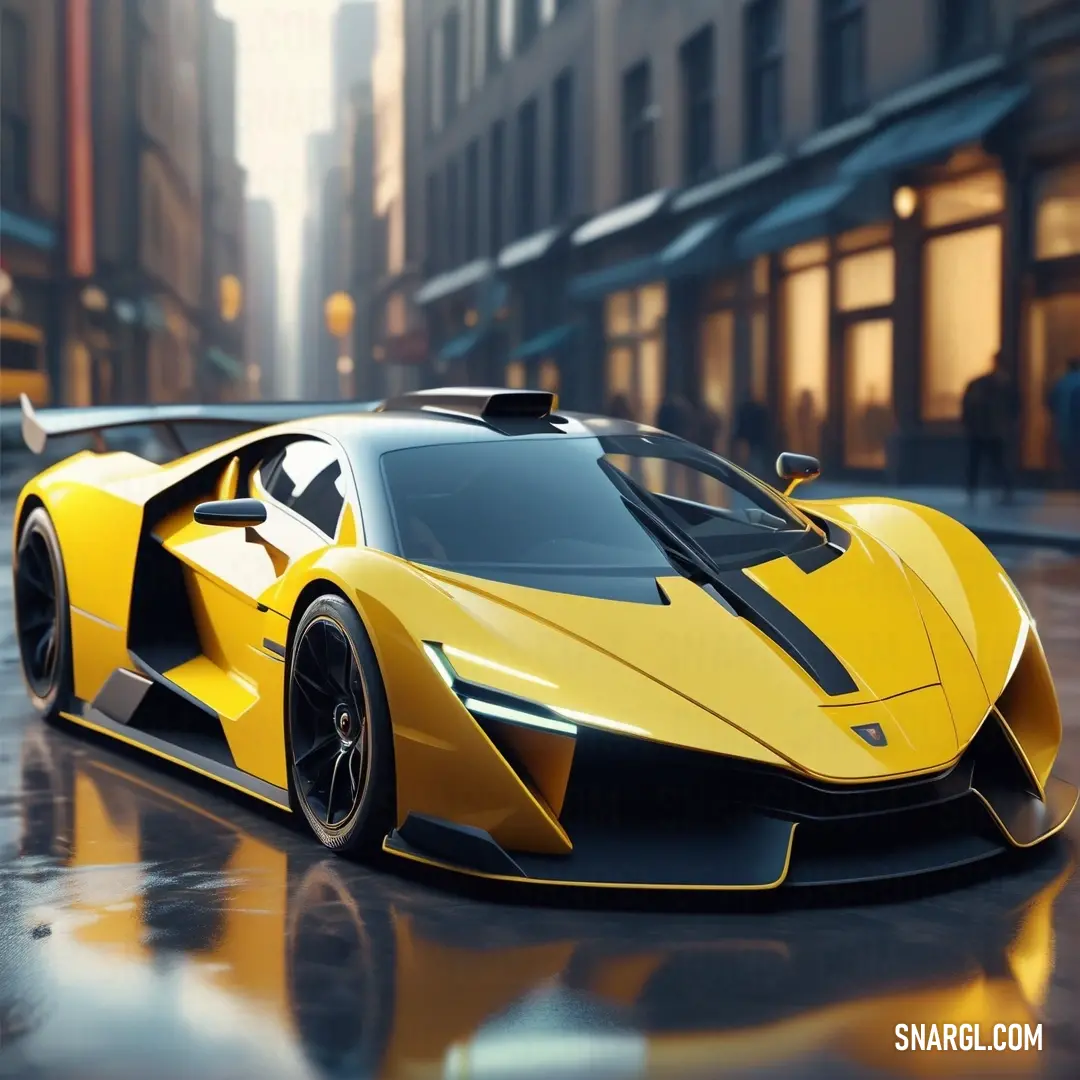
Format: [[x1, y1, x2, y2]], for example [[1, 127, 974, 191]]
[[11, 388, 1076, 890]]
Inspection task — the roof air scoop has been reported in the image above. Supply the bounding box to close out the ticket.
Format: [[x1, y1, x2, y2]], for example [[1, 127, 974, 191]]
[[378, 387, 557, 421]]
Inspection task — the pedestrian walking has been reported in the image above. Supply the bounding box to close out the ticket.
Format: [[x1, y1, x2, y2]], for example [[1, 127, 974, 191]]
[[961, 353, 1020, 505], [1048, 358, 1080, 489], [733, 399, 771, 480]]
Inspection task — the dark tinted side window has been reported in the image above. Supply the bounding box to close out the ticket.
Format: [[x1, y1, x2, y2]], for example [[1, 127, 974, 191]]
[[258, 439, 345, 537]]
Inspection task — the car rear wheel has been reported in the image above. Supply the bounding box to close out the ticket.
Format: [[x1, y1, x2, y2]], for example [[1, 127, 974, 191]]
[[14, 507, 73, 721], [286, 595, 395, 857]]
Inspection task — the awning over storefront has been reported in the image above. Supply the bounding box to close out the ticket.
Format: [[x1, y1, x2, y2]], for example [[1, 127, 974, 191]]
[[415, 258, 493, 306], [735, 178, 891, 259], [567, 256, 661, 301], [206, 346, 243, 380], [660, 212, 740, 279], [0, 208, 57, 250], [511, 323, 578, 360], [436, 329, 483, 362], [497, 226, 563, 271], [568, 211, 742, 300], [840, 83, 1029, 179], [571, 189, 671, 248]]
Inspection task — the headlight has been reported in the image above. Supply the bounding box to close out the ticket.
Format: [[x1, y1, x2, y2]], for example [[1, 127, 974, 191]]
[[423, 642, 647, 738]]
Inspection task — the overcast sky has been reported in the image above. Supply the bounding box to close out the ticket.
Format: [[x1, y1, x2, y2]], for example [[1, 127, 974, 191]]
[[213, 0, 339, 389]]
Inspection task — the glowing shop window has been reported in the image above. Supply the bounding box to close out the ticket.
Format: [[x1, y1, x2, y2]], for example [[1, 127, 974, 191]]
[[1024, 293, 1080, 469], [537, 358, 560, 393], [505, 360, 526, 389], [782, 265, 829, 457], [606, 345, 634, 411], [637, 284, 668, 333], [700, 310, 735, 452], [923, 171, 1004, 230], [605, 292, 633, 337], [836, 247, 895, 311], [638, 336, 665, 428], [922, 225, 1002, 420], [843, 319, 894, 469], [1034, 163, 1080, 261], [781, 240, 829, 272]]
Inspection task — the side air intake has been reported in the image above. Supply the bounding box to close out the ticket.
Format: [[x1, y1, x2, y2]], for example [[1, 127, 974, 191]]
[[378, 387, 556, 421]]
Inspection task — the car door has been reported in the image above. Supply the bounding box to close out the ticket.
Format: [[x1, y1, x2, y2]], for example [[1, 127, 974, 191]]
[[161, 436, 351, 612], [153, 436, 355, 785]]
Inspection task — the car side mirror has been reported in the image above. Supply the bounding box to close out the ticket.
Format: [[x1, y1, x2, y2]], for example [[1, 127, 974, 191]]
[[776, 452, 821, 496], [193, 498, 267, 527]]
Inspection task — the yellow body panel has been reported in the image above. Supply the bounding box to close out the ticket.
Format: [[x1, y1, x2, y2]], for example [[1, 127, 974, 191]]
[[12, 424, 1071, 878], [805, 499, 1027, 703]]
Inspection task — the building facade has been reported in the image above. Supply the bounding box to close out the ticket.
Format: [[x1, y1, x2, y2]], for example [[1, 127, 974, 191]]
[[296, 0, 379, 400], [370, 0, 428, 399], [244, 198, 279, 399], [411, 0, 1080, 487], [0, 0, 63, 401], [199, 3, 247, 401]]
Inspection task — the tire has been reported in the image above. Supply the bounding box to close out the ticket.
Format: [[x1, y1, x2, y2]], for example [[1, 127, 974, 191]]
[[13, 507, 74, 722], [285, 594, 395, 857]]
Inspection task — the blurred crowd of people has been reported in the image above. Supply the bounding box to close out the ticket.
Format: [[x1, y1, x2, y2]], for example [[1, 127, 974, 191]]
[[606, 350, 1080, 498]]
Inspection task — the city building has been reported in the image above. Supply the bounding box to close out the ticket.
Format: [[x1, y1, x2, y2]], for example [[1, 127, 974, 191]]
[[344, 81, 377, 399], [89, 0, 205, 405], [199, 3, 248, 401], [244, 198, 279, 399], [412, 0, 1080, 487], [297, 0, 379, 399], [297, 130, 337, 398], [370, 0, 428, 398], [0, 0, 63, 401]]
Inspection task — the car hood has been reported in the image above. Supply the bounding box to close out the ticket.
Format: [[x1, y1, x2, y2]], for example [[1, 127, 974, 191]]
[[414, 526, 990, 782]]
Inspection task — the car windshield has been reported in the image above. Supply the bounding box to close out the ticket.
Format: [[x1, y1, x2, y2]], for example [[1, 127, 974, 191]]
[[379, 433, 818, 596]]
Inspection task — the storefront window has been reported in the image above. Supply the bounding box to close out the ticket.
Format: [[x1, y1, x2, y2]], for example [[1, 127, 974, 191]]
[[836, 248, 894, 311], [537, 358, 560, 394], [1034, 163, 1080, 261], [605, 292, 633, 336], [922, 224, 1002, 420], [1023, 293, 1080, 469], [505, 360, 526, 388], [843, 319, 893, 468], [701, 310, 735, 453], [782, 265, 829, 457], [781, 240, 829, 272], [603, 284, 667, 425], [923, 171, 1004, 229], [638, 284, 667, 332], [837, 224, 892, 253]]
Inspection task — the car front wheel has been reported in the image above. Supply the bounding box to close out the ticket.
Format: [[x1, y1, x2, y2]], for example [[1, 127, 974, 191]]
[[286, 594, 395, 857]]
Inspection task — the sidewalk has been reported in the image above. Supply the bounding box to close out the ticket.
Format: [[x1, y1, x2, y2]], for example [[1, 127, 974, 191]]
[[802, 481, 1080, 553]]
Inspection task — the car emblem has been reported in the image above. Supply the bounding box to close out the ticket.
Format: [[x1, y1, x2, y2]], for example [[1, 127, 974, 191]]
[[852, 723, 887, 747]]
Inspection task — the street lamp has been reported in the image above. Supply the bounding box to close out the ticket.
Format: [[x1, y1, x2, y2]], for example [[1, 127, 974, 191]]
[[324, 291, 356, 399]]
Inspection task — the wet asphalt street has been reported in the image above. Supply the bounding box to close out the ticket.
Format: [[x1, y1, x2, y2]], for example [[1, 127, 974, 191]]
[[1, 495, 1079, 1080]]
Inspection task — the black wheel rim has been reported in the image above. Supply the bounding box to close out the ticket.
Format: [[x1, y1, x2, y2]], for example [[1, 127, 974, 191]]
[[15, 530, 60, 696], [289, 616, 371, 829]]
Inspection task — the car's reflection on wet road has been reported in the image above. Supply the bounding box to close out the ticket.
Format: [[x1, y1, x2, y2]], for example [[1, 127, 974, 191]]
[[1, 545, 1078, 1080]]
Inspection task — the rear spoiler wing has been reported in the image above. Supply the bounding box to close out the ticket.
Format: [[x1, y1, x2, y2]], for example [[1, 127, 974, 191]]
[[19, 393, 379, 455]]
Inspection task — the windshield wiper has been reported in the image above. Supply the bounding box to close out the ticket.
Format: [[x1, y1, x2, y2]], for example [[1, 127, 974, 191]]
[[597, 459, 726, 582]]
